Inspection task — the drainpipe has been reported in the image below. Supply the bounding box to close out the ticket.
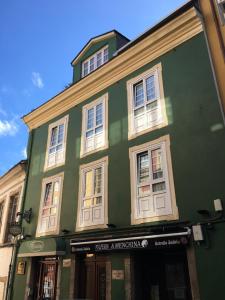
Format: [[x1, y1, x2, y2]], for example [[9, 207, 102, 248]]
[[6, 130, 34, 300], [194, 0, 225, 125]]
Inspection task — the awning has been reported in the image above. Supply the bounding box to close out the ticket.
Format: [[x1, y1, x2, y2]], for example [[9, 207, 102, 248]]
[[70, 228, 191, 253], [18, 237, 66, 257]]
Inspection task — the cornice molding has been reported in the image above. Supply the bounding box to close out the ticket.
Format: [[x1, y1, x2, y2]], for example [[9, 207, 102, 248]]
[[23, 8, 202, 130], [0, 164, 25, 190]]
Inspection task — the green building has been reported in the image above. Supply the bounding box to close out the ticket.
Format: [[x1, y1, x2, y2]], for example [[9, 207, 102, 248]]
[[11, 1, 225, 299]]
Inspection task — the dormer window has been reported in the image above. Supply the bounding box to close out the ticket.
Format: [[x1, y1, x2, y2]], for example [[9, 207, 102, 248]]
[[82, 46, 109, 78]]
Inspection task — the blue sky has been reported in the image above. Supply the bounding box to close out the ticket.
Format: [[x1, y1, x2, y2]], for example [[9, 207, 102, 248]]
[[0, 0, 186, 175]]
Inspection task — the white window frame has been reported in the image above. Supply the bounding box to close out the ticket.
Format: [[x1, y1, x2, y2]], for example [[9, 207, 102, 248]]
[[129, 135, 178, 225], [76, 156, 108, 231], [127, 63, 168, 140], [44, 115, 69, 171], [81, 46, 109, 78], [36, 173, 64, 237], [80, 94, 108, 157], [0, 183, 24, 245]]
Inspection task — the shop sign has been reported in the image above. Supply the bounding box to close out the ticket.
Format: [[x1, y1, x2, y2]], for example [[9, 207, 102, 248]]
[[71, 235, 189, 253], [112, 270, 124, 280], [28, 240, 44, 252], [16, 261, 26, 275]]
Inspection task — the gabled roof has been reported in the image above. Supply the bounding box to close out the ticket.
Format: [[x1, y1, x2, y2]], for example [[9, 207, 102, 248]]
[[71, 30, 129, 66]]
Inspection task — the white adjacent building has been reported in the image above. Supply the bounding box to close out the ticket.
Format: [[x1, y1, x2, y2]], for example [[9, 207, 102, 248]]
[[0, 161, 26, 300]]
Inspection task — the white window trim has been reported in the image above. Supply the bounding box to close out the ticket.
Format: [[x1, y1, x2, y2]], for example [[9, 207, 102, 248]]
[[0, 198, 5, 242], [81, 45, 109, 78], [0, 183, 24, 245], [36, 173, 64, 237], [129, 135, 178, 225], [44, 115, 69, 171], [127, 63, 168, 140], [80, 94, 108, 158], [76, 156, 108, 231]]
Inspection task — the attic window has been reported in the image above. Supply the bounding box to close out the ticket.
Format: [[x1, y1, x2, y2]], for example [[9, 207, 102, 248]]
[[82, 46, 109, 77]]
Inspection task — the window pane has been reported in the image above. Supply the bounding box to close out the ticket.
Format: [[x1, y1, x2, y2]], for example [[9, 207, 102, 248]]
[[146, 75, 156, 101], [153, 182, 166, 192], [8, 194, 18, 223], [49, 147, 56, 154], [58, 124, 64, 143], [83, 61, 89, 76], [50, 207, 57, 215], [134, 82, 144, 107], [103, 48, 109, 62], [86, 130, 94, 138], [84, 171, 92, 197], [94, 167, 102, 194], [96, 103, 103, 126], [0, 202, 4, 232], [90, 57, 95, 72], [95, 125, 103, 134], [44, 183, 53, 206], [146, 100, 158, 111], [97, 52, 102, 67], [93, 196, 102, 205], [42, 208, 50, 216], [138, 185, 150, 196], [151, 148, 163, 179], [137, 152, 149, 183], [87, 108, 94, 130], [134, 106, 144, 117], [52, 181, 60, 204], [83, 198, 92, 208], [50, 127, 58, 147]]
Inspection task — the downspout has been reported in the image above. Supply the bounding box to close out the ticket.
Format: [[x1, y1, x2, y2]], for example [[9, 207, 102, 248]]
[[194, 0, 225, 125], [6, 130, 34, 300]]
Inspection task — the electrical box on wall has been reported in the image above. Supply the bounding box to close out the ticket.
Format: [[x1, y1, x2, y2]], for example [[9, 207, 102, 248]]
[[192, 225, 204, 241], [214, 198, 223, 211]]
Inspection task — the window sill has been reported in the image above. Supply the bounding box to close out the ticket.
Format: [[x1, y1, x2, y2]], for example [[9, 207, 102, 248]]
[[76, 223, 108, 232], [80, 143, 109, 158], [128, 121, 167, 141], [43, 161, 65, 173], [131, 211, 179, 225]]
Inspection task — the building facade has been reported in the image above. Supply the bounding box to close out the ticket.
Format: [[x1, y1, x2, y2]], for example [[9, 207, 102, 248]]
[[11, 1, 225, 300], [0, 161, 26, 300]]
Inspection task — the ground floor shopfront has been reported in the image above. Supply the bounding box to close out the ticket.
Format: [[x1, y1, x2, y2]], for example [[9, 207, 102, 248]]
[[11, 223, 203, 300]]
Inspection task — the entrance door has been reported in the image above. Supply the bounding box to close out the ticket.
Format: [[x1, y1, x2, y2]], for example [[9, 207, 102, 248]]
[[133, 250, 192, 300], [35, 258, 58, 300], [76, 255, 107, 300]]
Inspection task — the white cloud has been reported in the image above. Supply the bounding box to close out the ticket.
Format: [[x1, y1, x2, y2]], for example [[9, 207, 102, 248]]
[[32, 72, 44, 89], [0, 119, 18, 136], [21, 147, 27, 158]]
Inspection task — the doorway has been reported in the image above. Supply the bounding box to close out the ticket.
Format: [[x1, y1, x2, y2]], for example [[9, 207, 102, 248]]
[[75, 254, 107, 300], [33, 257, 58, 300], [133, 250, 192, 300]]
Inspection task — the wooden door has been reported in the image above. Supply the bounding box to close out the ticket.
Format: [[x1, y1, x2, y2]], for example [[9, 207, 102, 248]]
[[76, 255, 106, 300]]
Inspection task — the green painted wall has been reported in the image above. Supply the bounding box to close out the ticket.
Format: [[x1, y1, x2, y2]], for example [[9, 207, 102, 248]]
[[12, 257, 30, 300], [111, 253, 127, 300], [14, 32, 225, 300]]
